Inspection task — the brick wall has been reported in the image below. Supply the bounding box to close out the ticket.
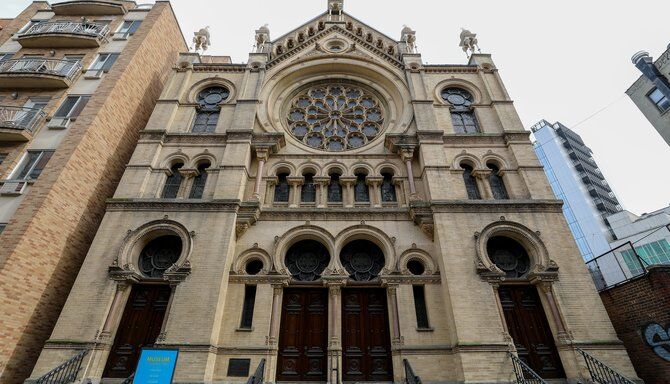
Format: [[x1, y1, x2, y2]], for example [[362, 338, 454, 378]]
[[0, 2, 186, 383], [599, 265, 670, 384]]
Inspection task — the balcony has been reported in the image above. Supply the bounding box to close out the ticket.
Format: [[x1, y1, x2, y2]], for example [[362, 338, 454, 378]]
[[0, 58, 81, 89], [0, 180, 28, 196], [51, 0, 127, 16], [18, 21, 109, 48], [0, 106, 45, 141]]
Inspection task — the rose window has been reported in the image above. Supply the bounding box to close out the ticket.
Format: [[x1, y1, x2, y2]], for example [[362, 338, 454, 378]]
[[286, 83, 384, 151], [138, 235, 182, 278]]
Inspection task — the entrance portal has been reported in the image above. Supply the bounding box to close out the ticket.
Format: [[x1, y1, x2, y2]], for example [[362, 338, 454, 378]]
[[277, 288, 329, 382], [499, 285, 565, 379], [103, 284, 171, 378], [341, 288, 393, 382]]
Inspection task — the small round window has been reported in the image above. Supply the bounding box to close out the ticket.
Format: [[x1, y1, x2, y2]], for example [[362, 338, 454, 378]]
[[245, 259, 264, 275], [407, 259, 425, 275], [441, 87, 474, 108], [197, 86, 230, 110]]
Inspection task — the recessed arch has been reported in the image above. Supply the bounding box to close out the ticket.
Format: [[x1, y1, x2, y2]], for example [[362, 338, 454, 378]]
[[482, 152, 509, 171], [452, 152, 483, 171], [297, 161, 322, 177], [190, 152, 216, 169], [335, 224, 396, 274], [375, 162, 403, 177], [323, 161, 346, 176], [273, 225, 336, 275], [434, 78, 484, 105], [161, 153, 189, 169], [351, 162, 374, 176], [233, 247, 272, 275], [398, 248, 437, 275], [186, 77, 236, 105], [267, 161, 296, 177]]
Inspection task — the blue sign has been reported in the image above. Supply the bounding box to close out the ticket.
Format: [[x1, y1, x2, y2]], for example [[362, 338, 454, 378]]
[[133, 349, 179, 384]]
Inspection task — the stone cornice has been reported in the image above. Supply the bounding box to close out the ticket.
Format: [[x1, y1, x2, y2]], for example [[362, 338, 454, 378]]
[[430, 199, 563, 213], [259, 207, 410, 221], [106, 198, 242, 212]]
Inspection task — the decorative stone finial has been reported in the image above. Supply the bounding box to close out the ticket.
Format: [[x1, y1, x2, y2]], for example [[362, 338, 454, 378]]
[[192, 26, 211, 52], [255, 24, 271, 53], [459, 28, 480, 57], [328, 0, 343, 15], [401, 25, 417, 53]]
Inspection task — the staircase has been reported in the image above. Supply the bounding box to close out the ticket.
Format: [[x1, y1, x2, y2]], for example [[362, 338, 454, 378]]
[[508, 352, 548, 384], [576, 348, 636, 384], [35, 349, 89, 384]]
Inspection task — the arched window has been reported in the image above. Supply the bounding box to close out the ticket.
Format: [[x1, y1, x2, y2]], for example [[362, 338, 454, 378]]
[[442, 88, 479, 134], [328, 172, 342, 203], [285, 240, 330, 281], [354, 172, 369, 202], [301, 172, 316, 203], [381, 172, 397, 202], [461, 163, 481, 200], [487, 163, 508, 200], [162, 162, 184, 198], [189, 162, 210, 199], [340, 240, 385, 281], [138, 235, 182, 278], [274, 172, 290, 203], [192, 86, 229, 133], [487, 236, 530, 279]]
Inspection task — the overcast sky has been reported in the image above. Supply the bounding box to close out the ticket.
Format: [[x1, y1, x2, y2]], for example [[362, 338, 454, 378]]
[[3, 0, 669, 215]]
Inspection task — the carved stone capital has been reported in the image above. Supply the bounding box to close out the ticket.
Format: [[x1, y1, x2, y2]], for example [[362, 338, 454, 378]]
[[339, 176, 356, 186], [179, 168, 199, 178], [365, 176, 383, 187], [163, 260, 192, 284], [287, 176, 304, 186]]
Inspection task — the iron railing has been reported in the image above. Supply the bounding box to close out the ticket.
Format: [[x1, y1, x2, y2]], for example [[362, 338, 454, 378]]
[[576, 348, 635, 384], [35, 349, 88, 384], [403, 359, 423, 384], [0, 58, 82, 80], [120, 372, 135, 384], [0, 180, 28, 195], [508, 352, 548, 384], [246, 358, 265, 384], [0, 105, 45, 132], [20, 21, 109, 39]]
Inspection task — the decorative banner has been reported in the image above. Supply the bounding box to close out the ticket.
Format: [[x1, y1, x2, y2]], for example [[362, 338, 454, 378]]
[[133, 349, 179, 384]]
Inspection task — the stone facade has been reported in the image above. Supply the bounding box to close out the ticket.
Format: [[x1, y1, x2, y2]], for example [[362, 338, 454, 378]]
[[599, 266, 670, 384], [0, 1, 186, 383], [30, 2, 637, 384]]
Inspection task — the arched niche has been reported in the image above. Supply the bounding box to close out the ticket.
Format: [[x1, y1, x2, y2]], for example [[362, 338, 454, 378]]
[[334, 224, 396, 276], [273, 225, 336, 276], [398, 248, 438, 276], [233, 247, 273, 275]]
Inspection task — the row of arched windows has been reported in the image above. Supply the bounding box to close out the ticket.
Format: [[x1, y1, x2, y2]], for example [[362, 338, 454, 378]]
[[461, 162, 508, 200], [162, 161, 211, 199], [274, 170, 397, 205]]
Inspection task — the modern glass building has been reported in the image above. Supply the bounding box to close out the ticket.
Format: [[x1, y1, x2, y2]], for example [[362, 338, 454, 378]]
[[531, 120, 622, 261]]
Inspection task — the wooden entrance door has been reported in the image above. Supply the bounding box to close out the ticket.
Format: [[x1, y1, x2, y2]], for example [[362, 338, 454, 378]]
[[277, 288, 328, 382], [103, 285, 171, 378], [342, 289, 393, 382], [498, 285, 565, 379]]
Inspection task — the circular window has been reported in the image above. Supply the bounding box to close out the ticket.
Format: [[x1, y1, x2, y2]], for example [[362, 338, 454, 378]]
[[245, 259, 264, 275], [197, 86, 230, 110], [487, 236, 531, 279], [138, 235, 182, 278], [407, 259, 425, 275], [286, 82, 384, 151], [441, 87, 473, 108]]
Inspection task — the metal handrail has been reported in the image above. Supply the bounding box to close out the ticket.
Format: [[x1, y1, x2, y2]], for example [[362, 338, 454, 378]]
[[403, 359, 423, 384], [246, 358, 265, 384], [20, 21, 109, 39], [0, 58, 82, 80], [0, 105, 46, 132], [576, 348, 636, 384], [121, 372, 135, 384], [35, 349, 89, 384], [508, 352, 548, 384]]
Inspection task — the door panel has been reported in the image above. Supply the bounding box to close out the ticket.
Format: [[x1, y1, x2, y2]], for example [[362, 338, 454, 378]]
[[103, 285, 171, 378], [342, 289, 393, 382], [499, 285, 565, 379], [277, 289, 328, 382]]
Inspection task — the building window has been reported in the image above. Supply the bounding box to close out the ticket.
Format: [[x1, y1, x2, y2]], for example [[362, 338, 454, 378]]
[[328, 173, 343, 203], [0, 223, 6, 234], [63, 55, 84, 64], [412, 285, 430, 329], [461, 163, 481, 199], [622, 239, 670, 275], [86, 53, 119, 77], [0, 53, 12, 62], [138, 235, 181, 278], [192, 87, 229, 133], [162, 163, 184, 198], [487, 163, 508, 199], [0, 153, 8, 165], [380, 172, 396, 202], [189, 162, 210, 199], [54, 95, 90, 121], [648, 88, 670, 113], [115, 20, 142, 38], [442, 88, 479, 134], [240, 285, 257, 329], [15, 150, 54, 180], [274, 173, 290, 203], [301, 172, 316, 203], [354, 173, 369, 202]]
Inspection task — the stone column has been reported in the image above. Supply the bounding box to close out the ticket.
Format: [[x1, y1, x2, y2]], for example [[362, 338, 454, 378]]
[[325, 280, 345, 384], [252, 148, 269, 200], [366, 176, 383, 208], [491, 283, 514, 345], [178, 168, 198, 198], [401, 148, 417, 199], [473, 169, 493, 199], [266, 284, 285, 382], [385, 284, 402, 347], [392, 176, 406, 206], [536, 282, 567, 338], [340, 176, 356, 208], [315, 176, 330, 208], [265, 176, 278, 207], [287, 176, 303, 208]]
